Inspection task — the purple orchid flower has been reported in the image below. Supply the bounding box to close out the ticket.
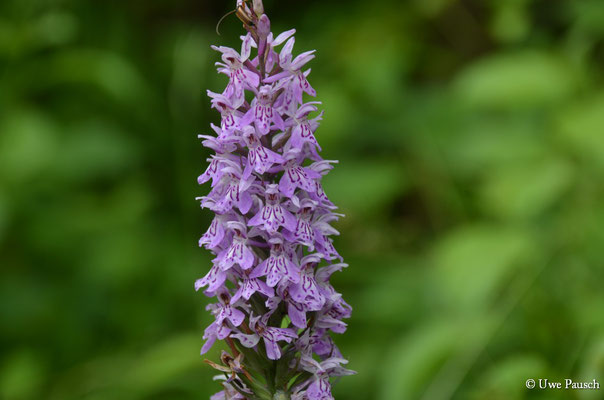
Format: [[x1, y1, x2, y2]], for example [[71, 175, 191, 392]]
[[212, 33, 259, 103], [288, 253, 325, 311], [197, 2, 353, 398], [207, 91, 244, 135], [294, 356, 355, 400], [199, 161, 254, 214], [232, 314, 298, 360], [198, 155, 227, 187], [215, 221, 256, 271], [209, 289, 246, 327], [241, 126, 284, 178], [266, 282, 308, 329], [279, 150, 322, 197], [283, 198, 319, 249], [230, 272, 275, 304], [200, 320, 232, 355], [195, 264, 228, 294], [248, 184, 297, 234], [198, 214, 229, 249], [286, 101, 323, 152], [250, 237, 300, 287], [265, 37, 317, 115], [240, 84, 286, 135]]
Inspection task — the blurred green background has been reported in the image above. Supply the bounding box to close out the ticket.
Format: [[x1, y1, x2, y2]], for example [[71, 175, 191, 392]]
[[1, 0, 604, 399]]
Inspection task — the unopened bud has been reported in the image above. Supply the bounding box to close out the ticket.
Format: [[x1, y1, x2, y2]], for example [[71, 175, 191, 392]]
[[253, 0, 264, 16], [257, 14, 270, 39]]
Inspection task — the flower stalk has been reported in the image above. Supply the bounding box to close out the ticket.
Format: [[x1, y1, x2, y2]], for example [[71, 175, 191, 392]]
[[196, 1, 354, 399]]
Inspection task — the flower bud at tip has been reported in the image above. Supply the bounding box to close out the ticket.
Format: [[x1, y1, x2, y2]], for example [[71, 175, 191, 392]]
[[253, 0, 264, 16]]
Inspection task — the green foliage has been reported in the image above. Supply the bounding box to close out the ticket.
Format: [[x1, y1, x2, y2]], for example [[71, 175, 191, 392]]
[[1, 0, 604, 399]]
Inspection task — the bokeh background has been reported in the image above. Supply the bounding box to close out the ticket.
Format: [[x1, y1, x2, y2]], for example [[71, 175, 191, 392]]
[[1, 0, 604, 399]]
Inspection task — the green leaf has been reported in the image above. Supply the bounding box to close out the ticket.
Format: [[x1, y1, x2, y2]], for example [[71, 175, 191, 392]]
[[555, 92, 604, 171], [454, 51, 576, 109], [0, 111, 57, 184], [0, 350, 45, 400], [479, 157, 573, 219], [446, 115, 545, 176], [47, 49, 151, 105], [325, 160, 406, 218], [274, 346, 297, 391], [490, 3, 530, 43], [472, 354, 548, 399], [431, 225, 535, 311], [126, 334, 204, 393], [380, 318, 495, 400]]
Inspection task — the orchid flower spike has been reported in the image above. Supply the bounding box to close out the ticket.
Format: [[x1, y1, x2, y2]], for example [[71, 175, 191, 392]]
[[197, 1, 354, 398]]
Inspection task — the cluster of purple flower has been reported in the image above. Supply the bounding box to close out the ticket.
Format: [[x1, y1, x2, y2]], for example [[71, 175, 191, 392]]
[[196, 2, 354, 399]]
